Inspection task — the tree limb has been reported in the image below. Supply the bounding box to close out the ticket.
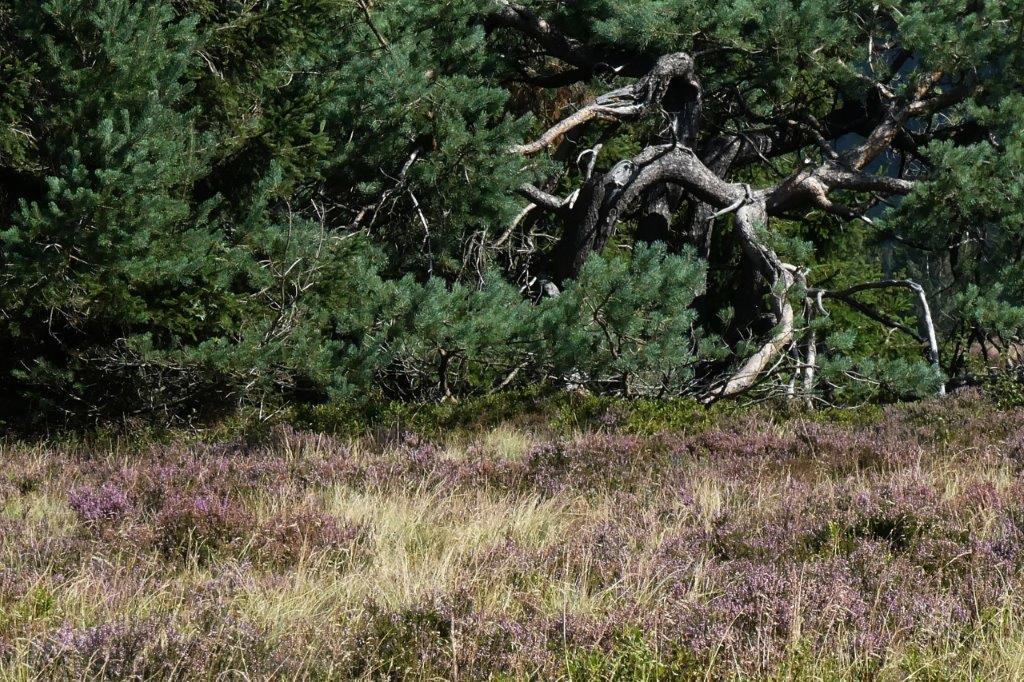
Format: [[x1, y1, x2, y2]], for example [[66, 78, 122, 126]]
[[511, 52, 698, 156], [810, 279, 946, 395], [517, 183, 570, 214]]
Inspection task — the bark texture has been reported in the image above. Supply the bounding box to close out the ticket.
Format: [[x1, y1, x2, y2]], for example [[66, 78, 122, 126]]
[[489, 1, 962, 399]]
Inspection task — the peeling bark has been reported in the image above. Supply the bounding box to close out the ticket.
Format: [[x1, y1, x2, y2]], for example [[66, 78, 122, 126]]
[[804, 327, 818, 407]]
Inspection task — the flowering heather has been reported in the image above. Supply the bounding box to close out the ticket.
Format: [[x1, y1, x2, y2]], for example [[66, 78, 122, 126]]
[[3, 394, 1024, 678], [154, 493, 251, 560], [68, 483, 131, 525]]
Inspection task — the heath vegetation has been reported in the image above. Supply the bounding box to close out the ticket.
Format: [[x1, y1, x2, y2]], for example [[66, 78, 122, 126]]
[[2, 391, 1024, 678], [3, 1, 1024, 678]]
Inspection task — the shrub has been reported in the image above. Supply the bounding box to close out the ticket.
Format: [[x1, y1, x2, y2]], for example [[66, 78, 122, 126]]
[[539, 243, 716, 396], [68, 483, 131, 525], [39, 620, 188, 680], [985, 369, 1024, 409], [253, 511, 367, 568], [154, 494, 250, 561]]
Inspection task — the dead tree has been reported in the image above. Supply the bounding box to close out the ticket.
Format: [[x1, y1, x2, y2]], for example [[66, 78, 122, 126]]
[[488, 0, 967, 400]]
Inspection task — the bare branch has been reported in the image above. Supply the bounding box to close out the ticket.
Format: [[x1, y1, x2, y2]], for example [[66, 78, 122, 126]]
[[487, 0, 597, 71], [511, 97, 640, 155], [517, 183, 570, 214], [811, 279, 946, 395], [357, 0, 389, 50], [704, 199, 796, 401], [511, 52, 698, 156]]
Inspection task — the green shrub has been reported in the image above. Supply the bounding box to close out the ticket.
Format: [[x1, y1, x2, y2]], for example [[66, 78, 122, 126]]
[[563, 629, 701, 681], [539, 243, 716, 396], [984, 370, 1024, 409]]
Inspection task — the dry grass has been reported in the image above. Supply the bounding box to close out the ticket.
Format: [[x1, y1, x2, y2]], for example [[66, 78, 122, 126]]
[[1, 393, 1024, 679]]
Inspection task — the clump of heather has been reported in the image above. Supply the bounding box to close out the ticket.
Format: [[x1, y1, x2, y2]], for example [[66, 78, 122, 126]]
[[37, 620, 186, 680], [253, 510, 368, 568], [68, 483, 131, 525], [154, 494, 250, 560]]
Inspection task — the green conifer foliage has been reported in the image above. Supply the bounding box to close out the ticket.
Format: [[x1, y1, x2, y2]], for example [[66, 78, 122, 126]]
[[539, 243, 713, 396], [0, 0, 1022, 422], [0, 1, 226, 416]]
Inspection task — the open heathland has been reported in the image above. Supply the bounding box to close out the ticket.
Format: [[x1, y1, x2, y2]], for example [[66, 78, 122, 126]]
[[2, 391, 1024, 679]]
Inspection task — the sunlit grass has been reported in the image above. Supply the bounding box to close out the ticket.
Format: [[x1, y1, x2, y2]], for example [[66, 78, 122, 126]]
[[1, 394, 1023, 678]]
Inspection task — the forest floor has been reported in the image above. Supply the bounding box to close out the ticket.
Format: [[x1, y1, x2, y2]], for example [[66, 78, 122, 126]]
[[2, 391, 1024, 679]]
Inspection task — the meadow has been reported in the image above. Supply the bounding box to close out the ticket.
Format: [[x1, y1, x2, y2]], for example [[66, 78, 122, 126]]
[[2, 390, 1024, 679]]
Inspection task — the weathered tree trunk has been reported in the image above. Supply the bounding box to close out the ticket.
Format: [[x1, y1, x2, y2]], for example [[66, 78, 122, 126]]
[[495, 0, 959, 397], [705, 199, 796, 400]]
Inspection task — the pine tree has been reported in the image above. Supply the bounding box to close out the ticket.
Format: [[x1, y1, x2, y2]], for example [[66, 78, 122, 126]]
[[2, 0, 1023, 422], [0, 1, 225, 417], [482, 0, 1024, 401]]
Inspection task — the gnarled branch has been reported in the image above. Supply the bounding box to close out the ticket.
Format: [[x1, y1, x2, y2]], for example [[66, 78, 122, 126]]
[[511, 52, 699, 156]]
